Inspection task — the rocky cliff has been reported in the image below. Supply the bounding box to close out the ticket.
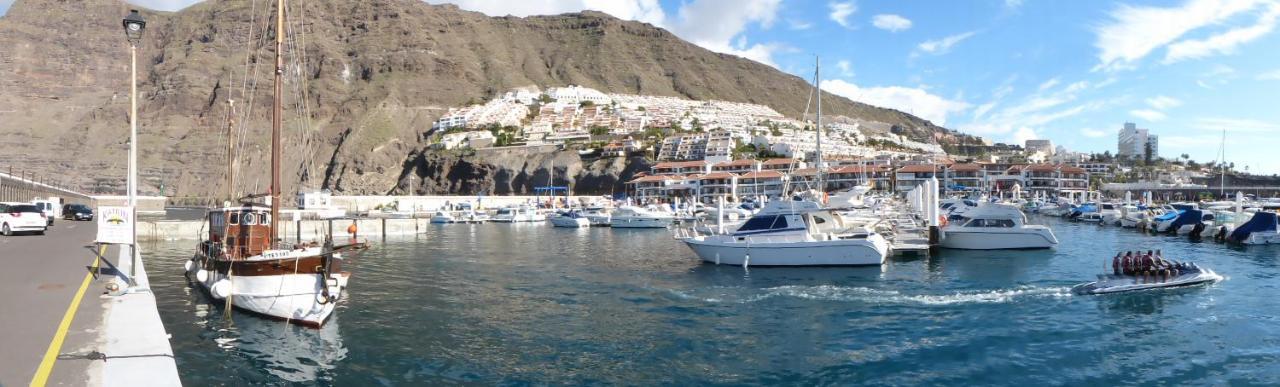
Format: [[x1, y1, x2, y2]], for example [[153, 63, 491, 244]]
[[0, 0, 976, 200], [394, 149, 649, 196]]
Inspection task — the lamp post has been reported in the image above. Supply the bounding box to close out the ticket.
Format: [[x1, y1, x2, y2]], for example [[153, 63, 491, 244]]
[[120, 10, 145, 290]]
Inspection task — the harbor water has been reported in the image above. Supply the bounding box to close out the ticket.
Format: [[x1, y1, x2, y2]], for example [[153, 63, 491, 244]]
[[143, 217, 1280, 385]]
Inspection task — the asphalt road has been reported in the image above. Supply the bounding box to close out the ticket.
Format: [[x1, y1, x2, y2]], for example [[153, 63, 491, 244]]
[[0, 219, 113, 386]]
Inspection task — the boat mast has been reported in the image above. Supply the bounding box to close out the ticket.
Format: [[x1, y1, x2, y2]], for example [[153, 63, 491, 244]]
[[1220, 128, 1226, 199], [225, 99, 236, 203], [270, 0, 284, 247], [814, 56, 824, 191]]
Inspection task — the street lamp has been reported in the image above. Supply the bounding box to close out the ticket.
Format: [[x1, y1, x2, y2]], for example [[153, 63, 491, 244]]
[[119, 9, 145, 290]]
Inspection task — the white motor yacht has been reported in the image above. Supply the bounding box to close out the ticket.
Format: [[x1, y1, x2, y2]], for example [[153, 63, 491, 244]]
[[939, 203, 1059, 249], [581, 206, 611, 226], [549, 209, 590, 228], [1227, 211, 1280, 244], [609, 205, 674, 228], [1099, 203, 1123, 225], [429, 210, 456, 224], [492, 205, 545, 223], [679, 199, 890, 266]]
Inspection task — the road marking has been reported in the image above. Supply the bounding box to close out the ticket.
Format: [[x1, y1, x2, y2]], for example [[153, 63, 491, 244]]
[[29, 245, 103, 387]]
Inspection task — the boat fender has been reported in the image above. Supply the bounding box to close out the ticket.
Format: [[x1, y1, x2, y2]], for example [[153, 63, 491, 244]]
[[184, 259, 195, 273], [195, 269, 209, 283], [316, 293, 329, 305], [210, 279, 232, 299]]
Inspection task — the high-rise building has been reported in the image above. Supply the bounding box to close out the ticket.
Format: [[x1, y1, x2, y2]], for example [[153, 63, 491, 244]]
[[1145, 135, 1158, 159], [1025, 139, 1054, 155], [1117, 122, 1154, 158]]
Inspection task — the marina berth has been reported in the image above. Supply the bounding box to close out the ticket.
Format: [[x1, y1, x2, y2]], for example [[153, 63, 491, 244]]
[[939, 203, 1059, 250]]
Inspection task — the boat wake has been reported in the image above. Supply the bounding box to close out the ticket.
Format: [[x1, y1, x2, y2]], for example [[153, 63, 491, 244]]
[[663, 284, 1073, 306]]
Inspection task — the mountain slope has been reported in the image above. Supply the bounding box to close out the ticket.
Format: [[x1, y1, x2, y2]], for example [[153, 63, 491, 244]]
[[0, 0, 975, 199]]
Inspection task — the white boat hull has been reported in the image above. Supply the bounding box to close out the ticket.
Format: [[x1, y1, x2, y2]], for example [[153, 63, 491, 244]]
[[939, 229, 1058, 249], [191, 261, 343, 326], [550, 217, 589, 228], [1243, 232, 1280, 245], [682, 237, 888, 266], [609, 217, 671, 228]]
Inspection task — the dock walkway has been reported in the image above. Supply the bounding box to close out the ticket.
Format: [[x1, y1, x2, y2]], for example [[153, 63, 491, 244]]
[[0, 221, 180, 386]]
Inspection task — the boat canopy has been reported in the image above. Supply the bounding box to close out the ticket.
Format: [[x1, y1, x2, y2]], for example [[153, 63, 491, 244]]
[[1167, 209, 1205, 231], [1228, 211, 1279, 242], [1155, 210, 1182, 222]]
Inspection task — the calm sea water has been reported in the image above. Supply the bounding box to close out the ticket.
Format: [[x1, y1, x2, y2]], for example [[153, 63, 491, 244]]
[[142, 217, 1280, 385]]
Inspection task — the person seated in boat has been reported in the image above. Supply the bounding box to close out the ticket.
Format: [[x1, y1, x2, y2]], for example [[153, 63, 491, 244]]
[[1112, 252, 1123, 276], [1120, 251, 1133, 275], [1140, 250, 1157, 283]]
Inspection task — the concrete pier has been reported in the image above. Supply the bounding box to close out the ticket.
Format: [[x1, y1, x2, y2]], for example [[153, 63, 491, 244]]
[[0, 221, 181, 386]]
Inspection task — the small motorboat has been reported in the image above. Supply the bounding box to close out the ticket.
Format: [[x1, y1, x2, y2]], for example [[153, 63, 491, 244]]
[[1072, 263, 1223, 295]]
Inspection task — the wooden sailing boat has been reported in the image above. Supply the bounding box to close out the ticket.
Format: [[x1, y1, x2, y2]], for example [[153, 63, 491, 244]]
[[185, 0, 349, 327]]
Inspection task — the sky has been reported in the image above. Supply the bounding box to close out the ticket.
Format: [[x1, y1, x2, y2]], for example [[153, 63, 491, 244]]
[[3, 0, 1279, 174]]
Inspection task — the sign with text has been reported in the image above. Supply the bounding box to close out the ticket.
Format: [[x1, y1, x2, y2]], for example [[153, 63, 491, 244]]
[[96, 206, 135, 245]]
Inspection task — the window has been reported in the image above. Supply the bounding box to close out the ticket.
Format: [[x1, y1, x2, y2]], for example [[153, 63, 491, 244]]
[[738, 215, 789, 231], [228, 212, 239, 225], [242, 212, 256, 225]]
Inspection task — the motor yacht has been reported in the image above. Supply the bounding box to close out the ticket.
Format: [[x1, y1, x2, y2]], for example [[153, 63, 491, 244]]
[[1099, 203, 1123, 225], [1157, 209, 1215, 236], [549, 209, 590, 228], [939, 203, 1058, 249], [581, 206, 612, 226], [609, 205, 674, 228], [492, 205, 545, 223], [429, 210, 456, 224], [679, 198, 890, 266], [1227, 211, 1280, 244]]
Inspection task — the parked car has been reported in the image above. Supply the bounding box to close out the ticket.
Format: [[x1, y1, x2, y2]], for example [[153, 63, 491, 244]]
[[0, 202, 48, 236], [32, 199, 57, 226], [63, 204, 94, 221]]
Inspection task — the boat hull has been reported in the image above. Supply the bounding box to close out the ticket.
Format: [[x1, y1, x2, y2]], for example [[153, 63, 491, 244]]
[[550, 217, 589, 228], [939, 229, 1058, 249], [1072, 270, 1222, 295], [189, 251, 344, 328], [609, 217, 671, 228], [682, 238, 887, 266]]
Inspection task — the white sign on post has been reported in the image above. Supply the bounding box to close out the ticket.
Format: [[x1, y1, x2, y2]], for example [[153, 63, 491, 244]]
[[96, 206, 136, 245]]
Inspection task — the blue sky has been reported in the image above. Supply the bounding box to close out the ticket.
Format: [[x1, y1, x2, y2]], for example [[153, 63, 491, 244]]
[[3, 0, 1278, 173]]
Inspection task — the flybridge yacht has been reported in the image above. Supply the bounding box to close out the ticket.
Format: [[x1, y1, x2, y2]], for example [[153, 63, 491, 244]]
[[679, 198, 890, 266], [939, 203, 1059, 250]]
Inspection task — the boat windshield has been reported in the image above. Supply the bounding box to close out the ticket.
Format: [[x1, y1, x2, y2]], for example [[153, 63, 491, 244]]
[[737, 215, 790, 232], [962, 218, 1015, 227]]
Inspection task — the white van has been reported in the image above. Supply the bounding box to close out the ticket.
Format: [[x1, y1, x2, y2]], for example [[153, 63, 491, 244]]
[[32, 197, 61, 226]]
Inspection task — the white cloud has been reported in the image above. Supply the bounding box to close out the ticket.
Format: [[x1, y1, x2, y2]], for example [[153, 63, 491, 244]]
[[1258, 68, 1280, 80], [1012, 127, 1040, 144], [820, 79, 970, 126], [1005, 0, 1024, 8], [973, 102, 998, 120], [829, 1, 857, 28], [1064, 81, 1090, 93], [669, 0, 784, 66], [1130, 109, 1168, 121], [1092, 0, 1266, 71], [788, 19, 813, 30], [836, 60, 854, 78], [1081, 128, 1109, 138], [1037, 78, 1060, 91], [871, 14, 912, 32], [1164, 3, 1280, 63], [1192, 117, 1280, 132], [1145, 95, 1183, 110], [915, 31, 977, 56]]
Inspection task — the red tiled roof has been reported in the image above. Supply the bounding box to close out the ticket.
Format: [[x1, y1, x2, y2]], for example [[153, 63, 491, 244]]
[[790, 168, 818, 176], [739, 170, 785, 179], [761, 158, 797, 165], [949, 163, 982, 172], [896, 164, 938, 173], [701, 172, 736, 180], [628, 175, 671, 183], [653, 160, 709, 169], [1059, 166, 1087, 173], [713, 159, 758, 167], [1027, 164, 1057, 172], [832, 165, 883, 174]]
